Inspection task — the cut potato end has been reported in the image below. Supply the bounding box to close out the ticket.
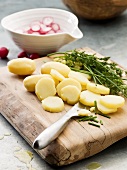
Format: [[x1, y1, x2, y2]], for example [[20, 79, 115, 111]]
[[56, 78, 81, 97], [35, 77, 56, 100], [78, 109, 91, 116], [68, 70, 90, 85], [90, 107, 95, 112], [7, 58, 36, 75], [61, 85, 80, 105], [23, 74, 52, 92], [50, 69, 65, 81], [42, 96, 64, 113], [41, 61, 70, 77], [97, 100, 117, 114], [87, 82, 110, 95], [100, 95, 125, 109], [79, 90, 101, 106]]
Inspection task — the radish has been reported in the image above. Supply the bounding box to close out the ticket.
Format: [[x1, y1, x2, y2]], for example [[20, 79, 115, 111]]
[[51, 23, 60, 32], [39, 24, 52, 34], [31, 24, 41, 32], [31, 32, 40, 35], [18, 51, 28, 58], [29, 53, 40, 59], [27, 29, 34, 34], [47, 30, 55, 34], [42, 16, 54, 26], [0, 47, 9, 59], [18, 16, 62, 35]]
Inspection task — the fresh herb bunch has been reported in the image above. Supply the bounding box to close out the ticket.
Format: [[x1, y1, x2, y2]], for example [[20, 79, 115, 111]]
[[49, 50, 127, 98]]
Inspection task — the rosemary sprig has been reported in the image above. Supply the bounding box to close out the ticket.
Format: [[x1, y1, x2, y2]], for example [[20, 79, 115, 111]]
[[51, 50, 127, 98]]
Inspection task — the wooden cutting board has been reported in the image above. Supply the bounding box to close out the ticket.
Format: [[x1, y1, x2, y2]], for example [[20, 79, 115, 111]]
[[0, 47, 127, 166]]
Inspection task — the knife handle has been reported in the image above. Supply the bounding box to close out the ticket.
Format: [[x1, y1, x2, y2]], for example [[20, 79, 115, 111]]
[[32, 114, 71, 150]]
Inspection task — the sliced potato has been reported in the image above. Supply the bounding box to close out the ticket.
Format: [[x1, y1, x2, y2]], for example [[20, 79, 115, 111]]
[[79, 90, 101, 106], [41, 61, 70, 77], [23, 74, 52, 92], [90, 107, 95, 112], [7, 58, 36, 75], [61, 85, 80, 105], [97, 100, 117, 114], [35, 77, 56, 100], [68, 70, 90, 85], [81, 84, 87, 91], [78, 109, 91, 116], [56, 78, 81, 97], [87, 82, 110, 95], [100, 95, 125, 109], [42, 96, 64, 113], [52, 76, 59, 86], [50, 69, 65, 81]]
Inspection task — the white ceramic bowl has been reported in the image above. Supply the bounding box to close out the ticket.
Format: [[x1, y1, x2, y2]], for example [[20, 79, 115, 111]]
[[1, 8, 83, 55]]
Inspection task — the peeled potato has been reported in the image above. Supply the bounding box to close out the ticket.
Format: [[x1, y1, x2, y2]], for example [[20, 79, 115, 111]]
[[79, 90, 101, 106], [56, 78, 81, 97], [35, 77, 56, 100], [100, 95, 125, 109], [68, 70, 90, 86], [23, 74, 52, 92], [50, 69, 65, 81], [81, 84, 87, 91], [61, 85, 80, 105], [7, 58, 36, 75], [41, 61, 70, 77], [87, 82, 110, 95], [78, 109, 91, 116], [42, 96, 64, 113], [97, 100, 117, 114]]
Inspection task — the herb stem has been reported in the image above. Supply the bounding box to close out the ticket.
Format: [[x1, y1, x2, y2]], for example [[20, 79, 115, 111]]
[[52, 50, 127, 98], [88, 122, 100, 128]]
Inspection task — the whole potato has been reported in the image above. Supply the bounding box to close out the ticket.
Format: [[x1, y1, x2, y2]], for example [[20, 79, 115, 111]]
[[7, 58, 36, 75]]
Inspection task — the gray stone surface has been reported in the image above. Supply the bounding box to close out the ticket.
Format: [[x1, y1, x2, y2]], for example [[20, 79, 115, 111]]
[[1, 0, 127, 169]]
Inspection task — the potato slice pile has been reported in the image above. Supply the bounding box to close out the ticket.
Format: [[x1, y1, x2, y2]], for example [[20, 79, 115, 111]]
[[8, 59, 125, 114]]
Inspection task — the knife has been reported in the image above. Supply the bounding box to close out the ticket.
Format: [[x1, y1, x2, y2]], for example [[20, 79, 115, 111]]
[[32, 103, 83, 150]]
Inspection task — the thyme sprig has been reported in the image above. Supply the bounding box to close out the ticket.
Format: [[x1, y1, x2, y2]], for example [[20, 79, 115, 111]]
[[50, 50, 127, 98]]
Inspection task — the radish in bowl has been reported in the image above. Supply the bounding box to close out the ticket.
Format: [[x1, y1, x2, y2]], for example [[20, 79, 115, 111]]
[[1, 8, 83, 55]]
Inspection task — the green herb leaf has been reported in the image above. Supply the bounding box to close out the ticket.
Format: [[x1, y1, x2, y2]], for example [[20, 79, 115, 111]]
[[51, 50, 127, 98]]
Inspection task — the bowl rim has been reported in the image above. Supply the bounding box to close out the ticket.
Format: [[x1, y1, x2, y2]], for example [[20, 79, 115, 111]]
[[1, 8, 79, 37]]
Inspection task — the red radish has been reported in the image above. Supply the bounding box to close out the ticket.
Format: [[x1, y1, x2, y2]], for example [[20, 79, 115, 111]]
[[42, 17, 54, 26], [27, 29, 34, 34], [51, 23, 60, 32], [31, 24, 41, 32], [18, 17, 62, 35], [0, 47, 9, 59], [29, 53, 40, 59], [47, 30, 55, 34], [39, 24, 52, 34], [31, 32, 40, 35], [18, 51, 28, 58]]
